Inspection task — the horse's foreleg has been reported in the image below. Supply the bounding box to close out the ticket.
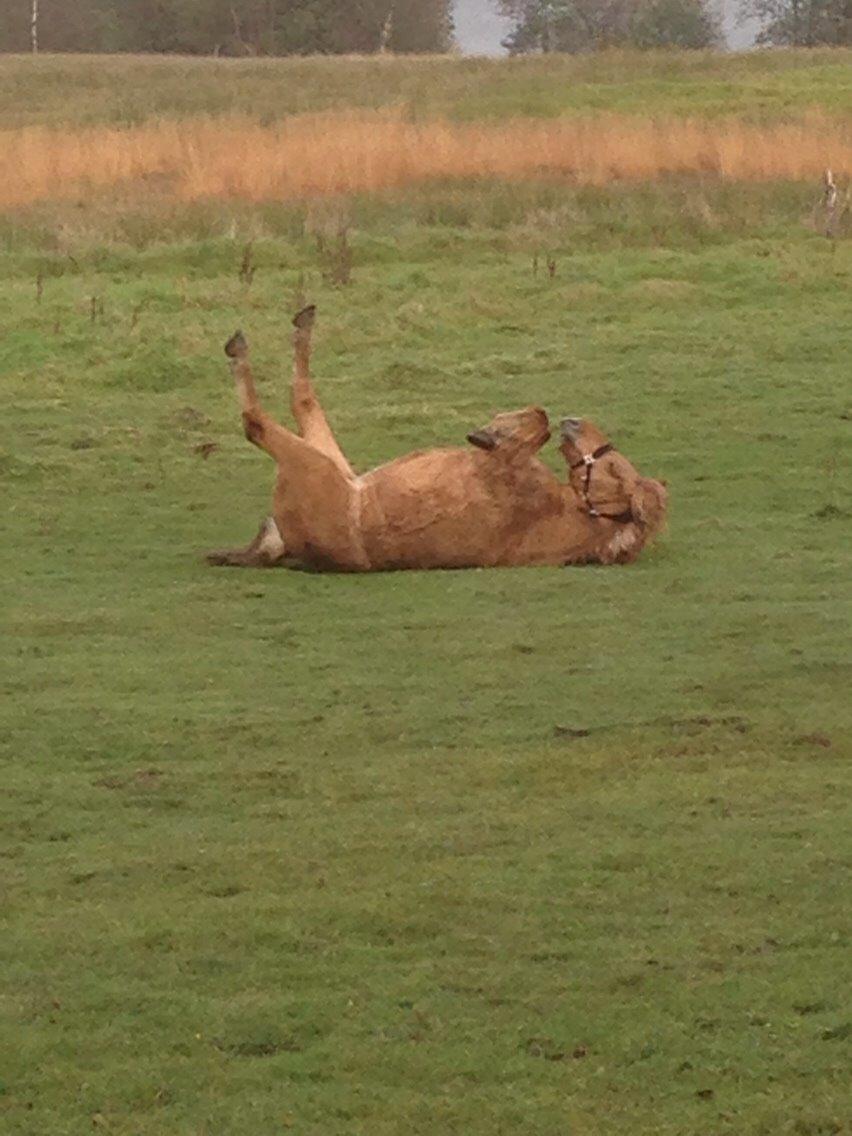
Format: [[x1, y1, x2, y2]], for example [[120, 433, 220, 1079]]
[[206, 516, 287, 568]]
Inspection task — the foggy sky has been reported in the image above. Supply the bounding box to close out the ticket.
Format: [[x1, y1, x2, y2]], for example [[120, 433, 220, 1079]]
[[452, 0, 759, 54]]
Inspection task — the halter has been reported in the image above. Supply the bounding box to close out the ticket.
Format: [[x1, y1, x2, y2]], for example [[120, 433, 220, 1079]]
[[570, 443, 632, 523]]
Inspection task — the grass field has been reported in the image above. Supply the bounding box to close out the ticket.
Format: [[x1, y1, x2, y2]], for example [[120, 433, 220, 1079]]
[[2, 50, 851, 1136], [2, 48, 852, 127], [3, 48, 850, 212], [4, 112, 851, 209]]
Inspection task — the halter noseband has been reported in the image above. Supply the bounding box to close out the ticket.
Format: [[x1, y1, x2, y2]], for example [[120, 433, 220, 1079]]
[[570, 443, 632, 523]]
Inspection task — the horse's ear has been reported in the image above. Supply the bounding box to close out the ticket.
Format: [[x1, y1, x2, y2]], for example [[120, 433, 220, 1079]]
[[630, 478, 668, 536], [466, 428, 497, 451]]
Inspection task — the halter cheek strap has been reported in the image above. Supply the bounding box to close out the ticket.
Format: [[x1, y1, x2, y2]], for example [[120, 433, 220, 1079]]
[[569, 443, 631, 523]]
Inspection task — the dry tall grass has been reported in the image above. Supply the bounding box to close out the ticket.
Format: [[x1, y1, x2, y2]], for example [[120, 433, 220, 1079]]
[[3, 110, 850, 208]]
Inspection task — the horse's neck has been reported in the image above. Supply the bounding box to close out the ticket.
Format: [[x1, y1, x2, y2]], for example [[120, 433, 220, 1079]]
[[558, 505, 646, 565]]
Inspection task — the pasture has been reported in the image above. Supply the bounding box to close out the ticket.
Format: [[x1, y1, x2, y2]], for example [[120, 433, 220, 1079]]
[[1, 50, 851, 1136]]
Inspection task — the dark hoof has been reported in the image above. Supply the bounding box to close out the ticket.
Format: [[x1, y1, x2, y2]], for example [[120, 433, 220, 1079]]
[[204, 518, 287, 569], [224, 330, 248, 358], [205, 549, 241, 566], [292, 305, 316, 330]]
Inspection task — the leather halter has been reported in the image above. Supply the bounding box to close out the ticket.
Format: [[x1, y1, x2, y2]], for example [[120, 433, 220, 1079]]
[[570, 443, 632, 523]]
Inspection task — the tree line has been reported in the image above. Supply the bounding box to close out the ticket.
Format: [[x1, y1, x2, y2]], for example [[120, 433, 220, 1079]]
[[1, 1, 453, 55], [742, 0, 850, 46], [499, 0, 849, 51], [500, 0, 720, 51], [1, 0, 847, 56]]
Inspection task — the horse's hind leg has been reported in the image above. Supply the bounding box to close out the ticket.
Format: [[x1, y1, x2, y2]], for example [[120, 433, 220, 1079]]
[[207, 308, 356, 568], [217, 331, 368, 571], [289, 305, 355, 478]]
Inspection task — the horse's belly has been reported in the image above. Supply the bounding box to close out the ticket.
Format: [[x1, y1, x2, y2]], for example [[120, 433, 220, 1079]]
[[359, 451, 506, 570]]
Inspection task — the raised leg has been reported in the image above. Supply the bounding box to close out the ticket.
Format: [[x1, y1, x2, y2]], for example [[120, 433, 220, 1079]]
[[290, 306, 355, 478], [222, 331, 368, 571]]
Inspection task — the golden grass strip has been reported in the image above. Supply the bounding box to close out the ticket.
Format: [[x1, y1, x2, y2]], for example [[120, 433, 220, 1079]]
[[2, 110, 850, 208]]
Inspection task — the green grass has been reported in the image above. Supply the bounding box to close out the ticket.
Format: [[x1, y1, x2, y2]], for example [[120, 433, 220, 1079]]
[[2, 176, 850, 1134], [1, 47, 851, 128], [2, 40, 851, 1136]]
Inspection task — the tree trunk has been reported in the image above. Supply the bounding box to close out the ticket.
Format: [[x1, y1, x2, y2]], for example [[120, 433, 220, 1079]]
[[31, 0, 38, 54], [791, 0, 801, 43], [379, 5, 395, 52], [542, 1, 553, 51]]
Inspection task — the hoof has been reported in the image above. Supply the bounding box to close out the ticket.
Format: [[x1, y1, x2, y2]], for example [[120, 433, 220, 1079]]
[[204, 547, 282, 568], [224, 330, 248, 359], [292, 305, 316, 331], [204, 518, 287, 568], [205, 549, 235, 566]]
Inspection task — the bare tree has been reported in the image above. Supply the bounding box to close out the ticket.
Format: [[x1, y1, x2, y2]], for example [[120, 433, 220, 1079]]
[[738, 0, 850, 45], [230, 4, 254, 54], [379, 3, 395, 51], [817, 167, 849, 239], [31, 0, 39, 53]]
